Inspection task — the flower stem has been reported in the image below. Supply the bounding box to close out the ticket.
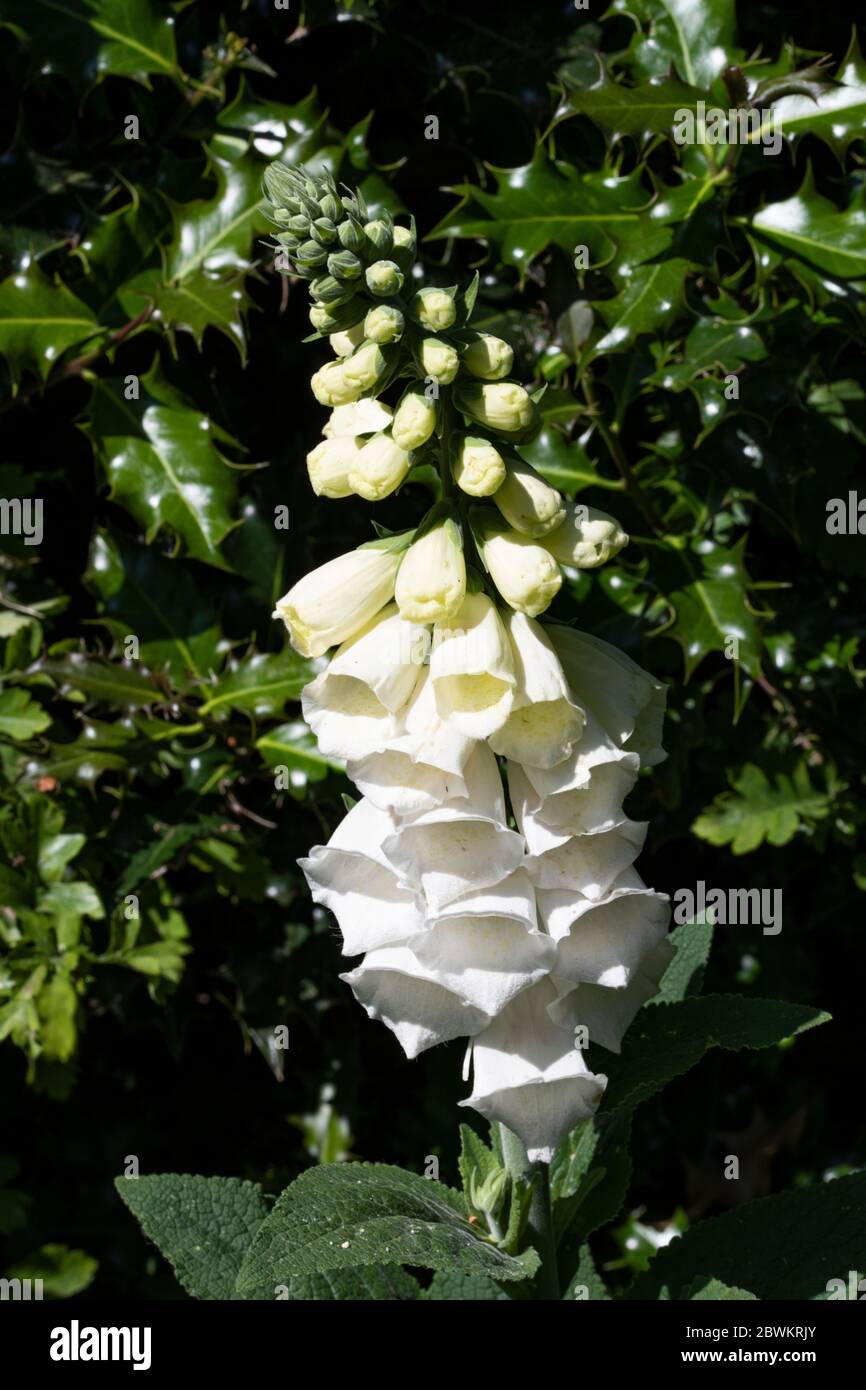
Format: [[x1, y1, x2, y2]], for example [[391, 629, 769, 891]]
[[498, 1123, 560, 1300]]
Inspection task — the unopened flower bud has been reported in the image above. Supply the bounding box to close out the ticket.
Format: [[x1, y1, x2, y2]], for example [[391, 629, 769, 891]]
[[296, 239, 328, 271], [310, 274, 355, 307], [320, 193, 342, 223], [310, 361, 362, 407], [337, 217, 365, 254], [410, 287, 457, 332], [390, 223, 416, 268], [451, 434, 506, 497], [364, 304, 405, 345], [364, 219, 393, 255], [392, 385, 437, 451], [366, 259, 404, 297], [306, 435, 364, 498], [462, 334, 514, 380], [323, 398, 393, 439], [468, 1167, 509, 1220], [348, 433, 412, 501], [309, 299, 363, 334], [493, 458, 566, 538], [327, 250, 364, 281], [395, 507, 466, 623], [312, 217, 338, 245], [329, 321, 366, 358], [342, 341, 390, 393], [543, 503, 629, 568], [274, 545, 403, 657], [478, 520, 562, 617], [418, 337, 459, 385], [455, 381, 535, 435]]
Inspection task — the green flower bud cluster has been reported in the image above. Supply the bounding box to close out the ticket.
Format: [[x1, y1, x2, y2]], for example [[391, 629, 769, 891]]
[[264, 161, 629, 618]]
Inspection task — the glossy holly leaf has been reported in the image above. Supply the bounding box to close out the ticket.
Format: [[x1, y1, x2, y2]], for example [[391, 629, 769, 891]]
[[0, 267, 99, 387], [86, 374, 240, 570], [518, 426, 623, 496], [648, 317, 766, 390], [214, 84, 328, 165], [611, 0, 739, 90], [76, 189, 168, 328], [36, 654, 164, 708], [692, 762, 837, 854], [750, 173, 866, 281], [198, 653, 317, 720], [118, 154, 269, 357], [749, 37, 866, 157], [428, 150, 651, 277], [653, 536, 766, 681], [84, 0, 180, 87], [85, 530, 223, 683], [255, 721, 342, 792], [559, 73, 706, 139], [0, 688, 51, 741], [23, 736, 130, 789]]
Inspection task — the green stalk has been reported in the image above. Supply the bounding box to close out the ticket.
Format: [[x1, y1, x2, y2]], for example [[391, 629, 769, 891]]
[[498, 1123, 560, 1300]]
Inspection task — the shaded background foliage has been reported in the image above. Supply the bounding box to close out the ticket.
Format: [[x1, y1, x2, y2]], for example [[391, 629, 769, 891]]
[[0, 0, 863, 1298]]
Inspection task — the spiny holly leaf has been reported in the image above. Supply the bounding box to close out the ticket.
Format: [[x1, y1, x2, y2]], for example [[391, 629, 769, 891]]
[[627, 1172, 866, 1301], [611, 0, 740, 90], [86, 374, 241, 570], [648, 317, 766, 390], [85, 530, 222, 683], [518, 426, 624, 495], [0, 267, 99, 387], [214, 84, 328, 165], [83, 0, 181, 87], [115, 1174, 267, 1300], [750, 173, 866, 281], [76, 189, 168, 328], [36, 654, 164, 707], [0, 688, 51, 741], [234, 1163, 537, 1297], [559, 73, 706, 140], [119, 153, 270, 357], [255, 721, 342, 792], [749, 37, 866, 157], [198, 653, 317, 720], [654, 536, 766, 681], [692, 762, 837, 854], [428, 150, 651, 278], [602, 995, 830, 1114]]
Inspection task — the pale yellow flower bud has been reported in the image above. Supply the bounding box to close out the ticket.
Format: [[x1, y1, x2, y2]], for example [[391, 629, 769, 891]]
[[274, 546, 402, 657], [364, 304, 405, 344], [329, 322, 365, 358], [310, 361, 362, 407], [342, 341, 389, 392], [463, 334, 513, 380], [391, 224, 416, 268], [365, 259, 404, 297], [543, 503, 629, 568], [306, 435, 364, 498], [392, 387, 437, 451], [348, 432, 412, 501], [451, 435, 506, 497], [419, 337, 459, 385], [410, 287, 457, 332], [395, 512, 466, 623], [493, 458, 566, 538], [482, 528, 562, 617], [454, 381, 534, 434]]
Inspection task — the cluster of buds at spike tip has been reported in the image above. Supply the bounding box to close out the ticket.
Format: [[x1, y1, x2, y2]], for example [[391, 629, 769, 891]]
[[266, 164, 665, 1164]]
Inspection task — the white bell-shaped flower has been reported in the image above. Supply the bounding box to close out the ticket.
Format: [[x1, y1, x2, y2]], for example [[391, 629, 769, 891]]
[[550, 625, 667, 767], [299, 797, 426, 956], [430, 591, 516, 739], [549, 943, 673, 1054], [461, 979, 607, 1163], [526, 820, 648, 900], [488, 612, 585, 769], [301, 605, 428, 760], [382, 744, 524, 911]]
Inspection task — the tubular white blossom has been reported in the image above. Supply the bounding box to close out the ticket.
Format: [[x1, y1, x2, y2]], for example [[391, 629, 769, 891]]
[[429, 591, 516, 739], [300, 605, 428, 759], [488, 612, 584, 769], [274, 545, 402, 657], [461, 980, 607, 1163], [550, 625, 667, 766]]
